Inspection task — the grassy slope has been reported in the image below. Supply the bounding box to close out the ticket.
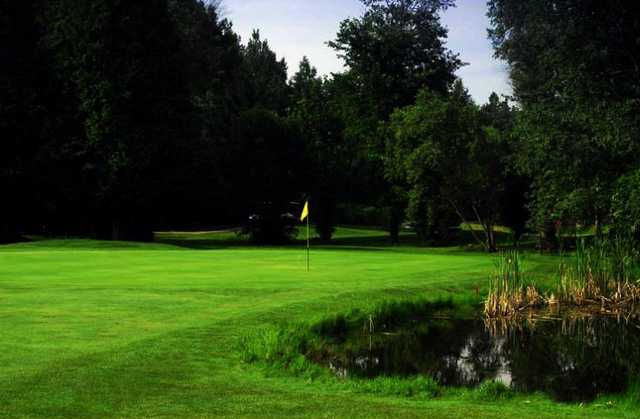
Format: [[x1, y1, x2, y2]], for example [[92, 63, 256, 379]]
[[0, 229, 633, 418]]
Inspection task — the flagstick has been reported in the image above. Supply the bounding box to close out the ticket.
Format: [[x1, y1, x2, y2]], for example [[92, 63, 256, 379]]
[[306, 215, 310, 272]]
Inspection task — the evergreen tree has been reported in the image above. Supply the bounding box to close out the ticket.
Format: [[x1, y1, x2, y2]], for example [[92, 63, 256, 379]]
[[241, 30, 290, 114], [289, 58, 346, 241], [44, 0, 191, 240], [0, 0, 48, 242]]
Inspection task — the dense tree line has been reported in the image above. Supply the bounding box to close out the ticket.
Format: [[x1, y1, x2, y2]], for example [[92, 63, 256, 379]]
[[1, 0, 298, 242], [387, 86, 523, 251], [1, 0, 638, 247], [488, 0, 640, 246]]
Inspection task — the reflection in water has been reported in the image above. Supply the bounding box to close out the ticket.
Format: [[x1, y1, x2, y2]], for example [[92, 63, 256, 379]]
[[319, 310, 640, 401]]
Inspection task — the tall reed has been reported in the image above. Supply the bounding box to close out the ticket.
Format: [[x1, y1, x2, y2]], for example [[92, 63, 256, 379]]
[[486, 235, 640, 319], [485, 249, 541, 317], [557, 235, 640, 306]]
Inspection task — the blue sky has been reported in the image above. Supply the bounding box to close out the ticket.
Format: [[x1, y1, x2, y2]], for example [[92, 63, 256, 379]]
[[221, 0, 511, 104]]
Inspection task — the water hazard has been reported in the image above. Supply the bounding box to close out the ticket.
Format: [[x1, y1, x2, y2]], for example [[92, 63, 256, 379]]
[[318, 309, 640, 401]]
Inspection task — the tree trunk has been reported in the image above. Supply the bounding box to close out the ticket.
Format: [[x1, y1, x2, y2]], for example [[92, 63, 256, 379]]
[[109, 217, 153, 242], [595, 213, 603, 238], [111, 219, 122, 241], [539, 220, 559, 253], [486, 224, 497, 252], [389, 207, 402, 244], [472, 204, 497, 253], [447, 199, 486, 250]]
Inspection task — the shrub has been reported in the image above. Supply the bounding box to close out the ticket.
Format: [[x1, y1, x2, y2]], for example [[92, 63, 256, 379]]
[[474, 379, 513, 401], [238, 326, 307, 366], [242, 208, 298, 244], [622, 379, 640, 408]]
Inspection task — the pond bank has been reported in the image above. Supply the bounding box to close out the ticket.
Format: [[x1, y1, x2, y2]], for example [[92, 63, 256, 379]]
[[241, 299, 640, 403]]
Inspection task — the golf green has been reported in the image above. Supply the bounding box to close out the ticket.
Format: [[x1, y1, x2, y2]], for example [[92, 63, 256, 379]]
[[0, 230, 636, 418]]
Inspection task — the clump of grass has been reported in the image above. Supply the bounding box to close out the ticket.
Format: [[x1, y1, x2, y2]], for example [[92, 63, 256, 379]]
[[238, 327, 297, 364], [620, 378, 640, 408], [365, 298, 456, 329], [474, 379, 513, 401], [239, 298, 459, 378], [484, 249, 543, 317], [238, 324, 327, 378], [557, 235, 640, 307], [347, 375, 441, 398]]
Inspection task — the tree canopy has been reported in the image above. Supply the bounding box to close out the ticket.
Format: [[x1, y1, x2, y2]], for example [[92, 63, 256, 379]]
[[2, 0, 639, 248], [488, 0, 640, 243]]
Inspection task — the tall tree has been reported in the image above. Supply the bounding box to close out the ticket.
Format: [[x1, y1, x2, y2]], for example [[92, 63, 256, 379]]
[[488, 0, 640, 242], [241, 30, 289, 114], [290, 56, 320, 101], [235, 108, 303, 243], [329, 0, 462, 241], [329, 0, 460, 116], [44, 0, 191, 240], [166, 0, 246, 227], [388, 84, 511, 252], [480, 93, 528, 243], [289, 57, 346, 241], [0, 0, 48, 242]]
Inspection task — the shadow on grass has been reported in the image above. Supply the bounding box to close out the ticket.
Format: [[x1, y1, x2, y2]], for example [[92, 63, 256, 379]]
[[154, 238, 252, 250], [8, 226, 527, 254], [154, 227, 423, 251], [2, 238, 182, 251], [152, 226, 521, 253]]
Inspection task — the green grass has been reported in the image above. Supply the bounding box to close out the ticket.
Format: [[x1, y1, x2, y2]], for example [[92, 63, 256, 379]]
[[474, 380, 514, 401], [0, 227, 636, 418]]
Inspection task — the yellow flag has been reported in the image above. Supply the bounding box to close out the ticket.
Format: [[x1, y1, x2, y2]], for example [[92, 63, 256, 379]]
[[300, 201, 309, 222]]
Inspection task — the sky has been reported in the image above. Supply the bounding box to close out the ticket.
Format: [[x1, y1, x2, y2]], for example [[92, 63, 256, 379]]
[[220, 0, 512, 104]]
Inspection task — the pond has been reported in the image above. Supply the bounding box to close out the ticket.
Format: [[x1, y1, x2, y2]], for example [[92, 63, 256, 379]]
[[316, 308, 640, 401]]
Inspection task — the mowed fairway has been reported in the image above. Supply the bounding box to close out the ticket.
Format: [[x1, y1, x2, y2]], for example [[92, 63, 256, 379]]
[[0, 230, 634, 418]]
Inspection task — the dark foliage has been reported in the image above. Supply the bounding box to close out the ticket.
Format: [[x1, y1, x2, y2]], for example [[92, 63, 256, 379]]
[[488, 0, 640, 239], [329, 0, 463, 241], [2, 0, 638, 248]]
